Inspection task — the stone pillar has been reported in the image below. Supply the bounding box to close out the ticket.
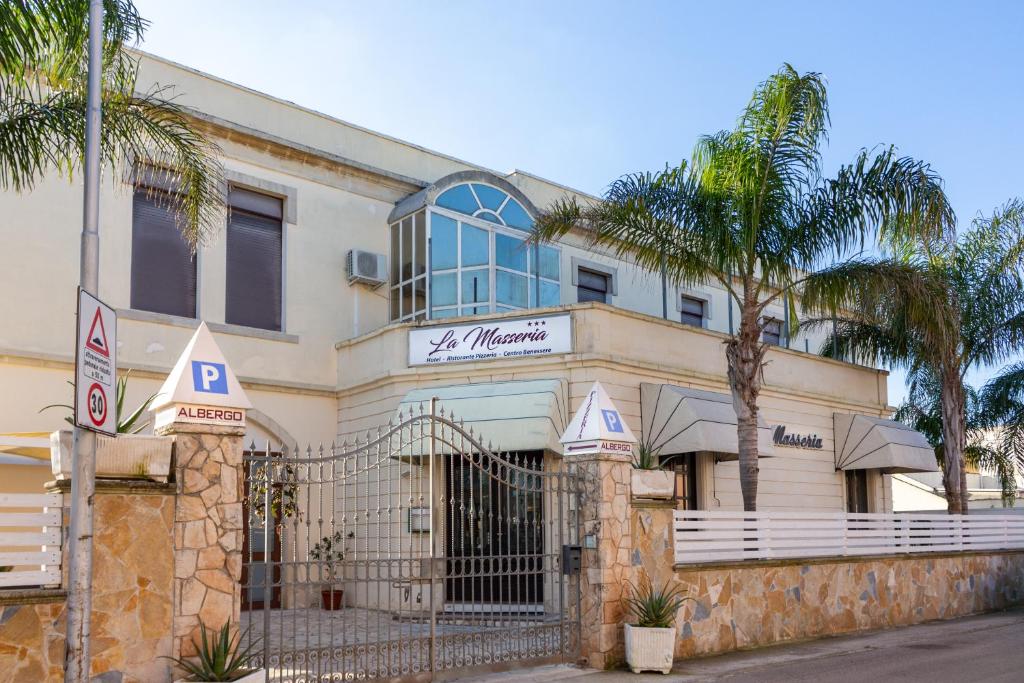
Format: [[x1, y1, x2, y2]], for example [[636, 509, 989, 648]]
[[156, 422, 245, 659], [572, 451, 633, 670]]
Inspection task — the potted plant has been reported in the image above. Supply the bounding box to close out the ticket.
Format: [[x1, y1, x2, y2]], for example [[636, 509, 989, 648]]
[[166, 620, 263, 682], [623, 578, 690, 674], [310, 530, 351, 610], [46, 372, 174, 482], [630, 442, 674, 500]]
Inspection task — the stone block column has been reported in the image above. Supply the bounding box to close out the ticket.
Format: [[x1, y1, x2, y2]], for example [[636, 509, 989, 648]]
[[571, 451, 633, 670], [156, 422, 245, 658]]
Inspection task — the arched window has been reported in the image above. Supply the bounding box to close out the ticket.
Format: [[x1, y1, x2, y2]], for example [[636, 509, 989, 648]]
[[389, 178, 561, 322]]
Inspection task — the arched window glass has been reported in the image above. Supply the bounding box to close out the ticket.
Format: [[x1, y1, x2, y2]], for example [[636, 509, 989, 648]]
[[435, 183, 535, 232], [390, 181, 558, 322]]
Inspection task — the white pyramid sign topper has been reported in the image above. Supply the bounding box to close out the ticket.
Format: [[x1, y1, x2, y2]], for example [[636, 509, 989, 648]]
[[560, 381, 637, 457], [151, 322, 252, 429]]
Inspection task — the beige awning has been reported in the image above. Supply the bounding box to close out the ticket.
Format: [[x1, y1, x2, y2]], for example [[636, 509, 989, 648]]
[[394, 379, 568, 455], [640, 384, 775, 460], [0, 432, 52, 461], [834, 413, 939, 473]]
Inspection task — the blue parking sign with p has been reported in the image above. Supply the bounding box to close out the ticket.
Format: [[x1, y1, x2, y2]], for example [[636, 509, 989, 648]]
[[601, 409, 624, 433], [192, 361, 228, 394]]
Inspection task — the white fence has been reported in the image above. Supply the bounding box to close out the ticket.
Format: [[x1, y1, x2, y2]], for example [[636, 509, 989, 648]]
[[0, 492, 62, 589], [674, 509, 1024, 565]]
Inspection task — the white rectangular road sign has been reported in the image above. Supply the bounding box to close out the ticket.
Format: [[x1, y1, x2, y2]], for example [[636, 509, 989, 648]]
[[75, 289, 117, 435]]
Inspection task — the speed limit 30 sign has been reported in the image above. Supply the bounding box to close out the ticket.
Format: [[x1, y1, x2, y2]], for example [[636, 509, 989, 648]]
[[75, 289, 117, 435]]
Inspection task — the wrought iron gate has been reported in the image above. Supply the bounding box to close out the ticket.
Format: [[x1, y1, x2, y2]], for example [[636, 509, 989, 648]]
[[242, 400, 582, 682]]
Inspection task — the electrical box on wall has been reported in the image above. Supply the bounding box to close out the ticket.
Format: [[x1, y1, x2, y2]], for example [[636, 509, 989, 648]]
[[346, 249, 387, 288]]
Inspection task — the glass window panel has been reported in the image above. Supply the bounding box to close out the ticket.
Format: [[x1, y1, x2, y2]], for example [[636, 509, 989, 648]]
[[461, 224, 489, 267], [461, 270, 489, 304], [401, 282, 413, 319], [390, 287, 400, 321], [496, 305, 517, 313], [430, 213, 457, 270], [539, 246, 560, 281], [432, 307, 459, 319], [476, 210, 503, 225], [414, 276, 427, 313], [436, 185, 479, 215], [472, 184, 507, 211], [431, 272, 457, 307], [681, 296, 704, 327], [540, 280, 560, 307], [390, 223, 400, 282], [762, 318, 782, 346], [414, 211, 426, 277], [401, 218, 413, 281], [499, 199, 533, 231], [496, 270, 528, 308], [461, 305, 490, 316], [496, 233, 527, 271]]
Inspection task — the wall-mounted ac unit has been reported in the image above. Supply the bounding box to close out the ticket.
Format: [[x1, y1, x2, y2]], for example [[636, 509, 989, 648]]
[[346, 250, 388, 288]]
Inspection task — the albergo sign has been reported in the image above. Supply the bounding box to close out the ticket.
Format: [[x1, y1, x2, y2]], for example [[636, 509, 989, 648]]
[[409, 313, 572, 366]]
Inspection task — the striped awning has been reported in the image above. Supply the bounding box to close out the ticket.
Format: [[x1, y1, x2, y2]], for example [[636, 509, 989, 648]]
[[834, 413, 939, 473], [640, 383, 775, 460]]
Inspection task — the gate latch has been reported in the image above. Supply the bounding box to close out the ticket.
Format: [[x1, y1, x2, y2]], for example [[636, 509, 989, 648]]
[[561, 544, 582, 575]]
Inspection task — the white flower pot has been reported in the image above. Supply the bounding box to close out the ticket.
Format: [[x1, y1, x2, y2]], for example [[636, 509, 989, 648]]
[[624, 623, 675, 674], [631, 469, 674, 500], [175, 670, 264, 683], [51, 430, 173, 482]]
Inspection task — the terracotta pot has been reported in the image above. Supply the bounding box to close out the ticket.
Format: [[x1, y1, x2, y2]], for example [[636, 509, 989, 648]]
[[321, 588, 344, 610]]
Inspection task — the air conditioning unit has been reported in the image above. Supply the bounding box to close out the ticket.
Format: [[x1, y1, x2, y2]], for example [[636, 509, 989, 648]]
[[346, 249, 387, 288]]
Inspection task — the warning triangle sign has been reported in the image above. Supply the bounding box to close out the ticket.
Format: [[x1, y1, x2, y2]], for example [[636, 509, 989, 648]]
[[85, 307, 109, 357]]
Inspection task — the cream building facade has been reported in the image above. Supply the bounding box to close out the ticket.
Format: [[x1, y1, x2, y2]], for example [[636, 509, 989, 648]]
[[0, 52, 936, 521]]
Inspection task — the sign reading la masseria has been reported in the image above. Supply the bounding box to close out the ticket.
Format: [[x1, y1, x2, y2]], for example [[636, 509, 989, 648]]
[[409, 313, 572, 366]]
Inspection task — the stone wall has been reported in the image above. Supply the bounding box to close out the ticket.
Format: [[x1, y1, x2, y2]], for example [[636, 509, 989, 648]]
[[630, 503, 1024, 660], [166, 425, 245, 660], [0, 481, 175, 682], [575, 453, 632, 670]]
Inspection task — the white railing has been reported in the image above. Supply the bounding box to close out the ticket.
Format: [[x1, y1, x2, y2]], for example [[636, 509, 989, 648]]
[[0, 492, 63, 589], [674, 509, 1024, 565]]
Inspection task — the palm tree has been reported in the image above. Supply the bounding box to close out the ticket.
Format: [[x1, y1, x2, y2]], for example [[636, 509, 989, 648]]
[[533, 65, 953, 511], [1, 0, 223, 245], [803, 202, 1024, 513], [895, 370, 1019, 507]]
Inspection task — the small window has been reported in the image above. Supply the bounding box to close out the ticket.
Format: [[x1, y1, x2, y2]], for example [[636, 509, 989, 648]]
[[577, 268, 610, 303], [846, 470, 870, 513], [130, 187, 197, 318], [762, 317, 782, 346], [663, 453, 699, 510], [680, 295, 705, 327], [226, 187, 283, 331]]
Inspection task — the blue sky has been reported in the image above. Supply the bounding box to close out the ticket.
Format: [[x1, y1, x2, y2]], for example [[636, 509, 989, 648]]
[[133, 0, 1024, 405]]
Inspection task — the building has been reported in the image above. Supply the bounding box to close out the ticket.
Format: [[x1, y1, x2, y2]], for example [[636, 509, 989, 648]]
[[0, 53, 939, 532]]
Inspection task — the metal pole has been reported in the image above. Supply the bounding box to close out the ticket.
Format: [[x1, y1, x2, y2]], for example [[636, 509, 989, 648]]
[[428, 397, 437, 673], [65, 1, 103, 680], [660, 250, 668, 320]]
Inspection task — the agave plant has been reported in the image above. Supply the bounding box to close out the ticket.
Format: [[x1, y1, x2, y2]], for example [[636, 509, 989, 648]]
[[625, 577, 691, 629], [165, 621, 259, 682], [632, 441, 661, 470], [40, 371, 157, 434]]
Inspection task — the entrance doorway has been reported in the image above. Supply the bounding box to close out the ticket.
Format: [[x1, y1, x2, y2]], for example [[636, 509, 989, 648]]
[[444, 450, 544, 611]]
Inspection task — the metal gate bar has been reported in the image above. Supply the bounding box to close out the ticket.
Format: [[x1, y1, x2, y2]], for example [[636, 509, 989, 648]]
[[241, 400, 581, 682]]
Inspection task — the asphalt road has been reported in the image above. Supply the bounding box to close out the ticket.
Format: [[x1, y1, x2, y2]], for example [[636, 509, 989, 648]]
[[477, 609, 1024, 683]]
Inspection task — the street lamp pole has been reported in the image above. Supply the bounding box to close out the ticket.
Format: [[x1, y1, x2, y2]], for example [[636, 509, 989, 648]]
[[64, 0, 103, 680]]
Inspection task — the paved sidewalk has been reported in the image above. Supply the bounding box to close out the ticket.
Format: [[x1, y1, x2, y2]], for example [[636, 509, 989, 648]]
[[472, 608, 1024, 683]]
